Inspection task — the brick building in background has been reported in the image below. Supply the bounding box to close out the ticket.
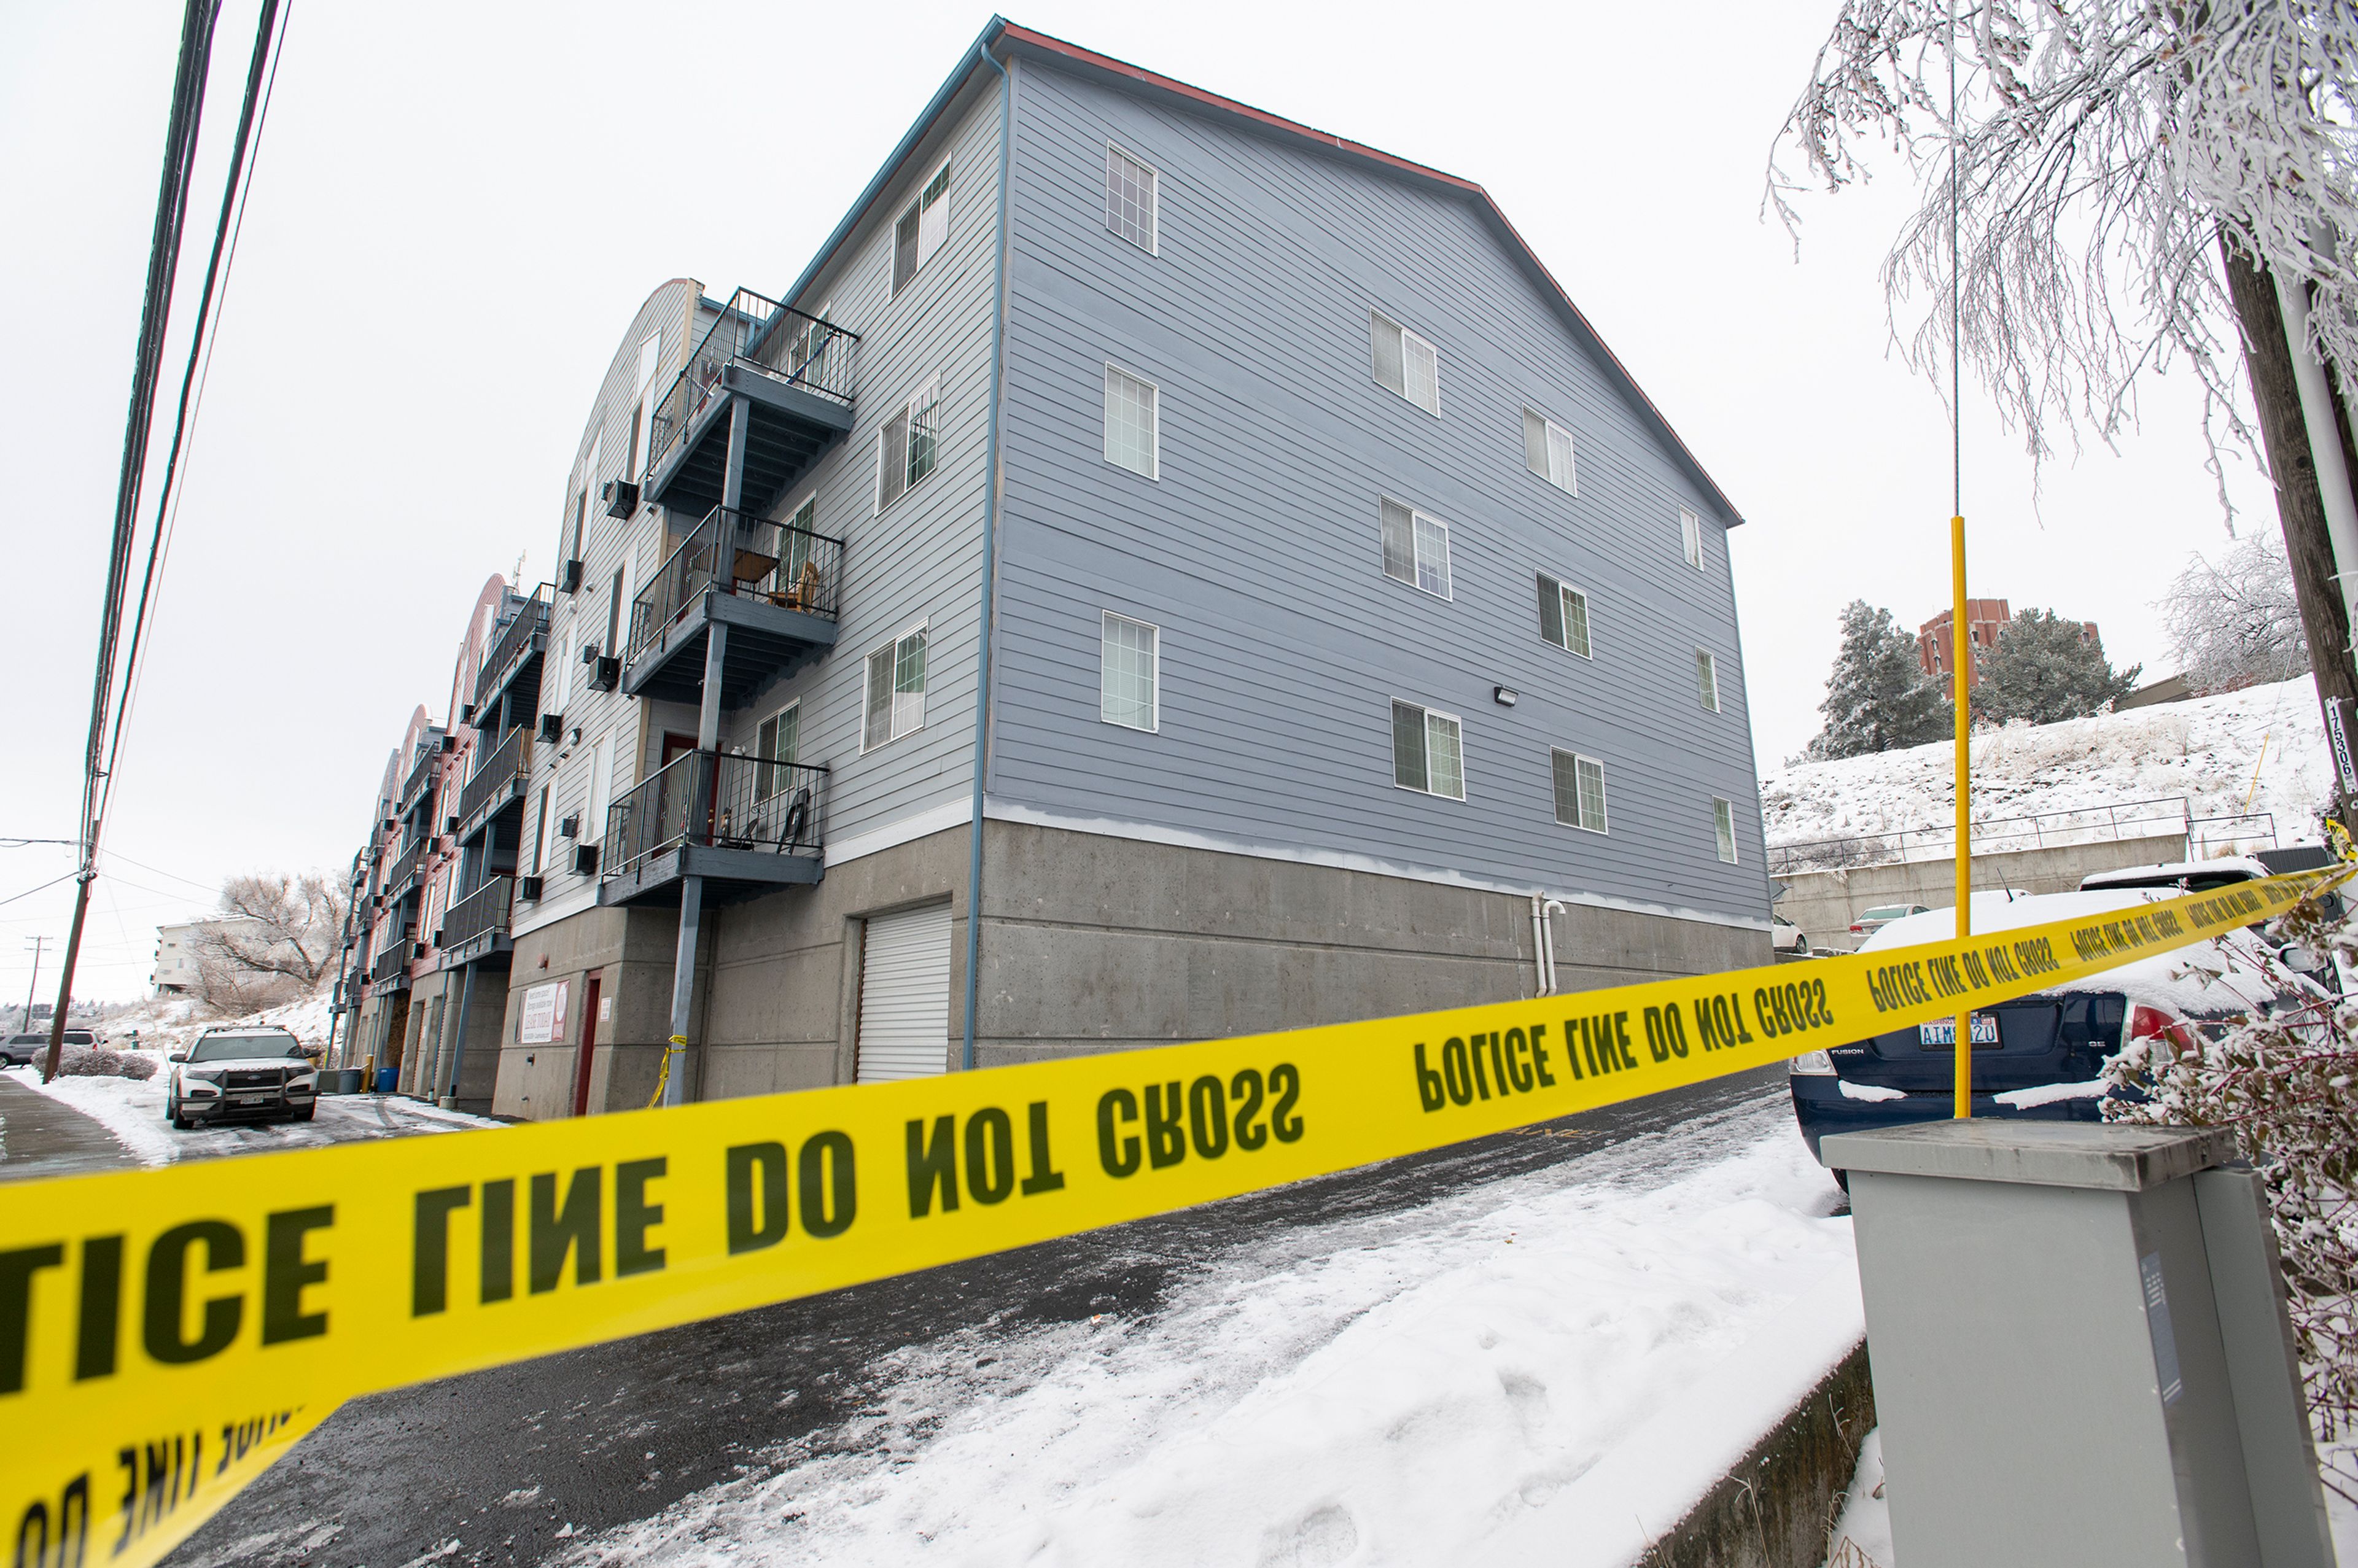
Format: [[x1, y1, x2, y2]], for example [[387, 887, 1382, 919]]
[[1918, 599, 2100, 688]]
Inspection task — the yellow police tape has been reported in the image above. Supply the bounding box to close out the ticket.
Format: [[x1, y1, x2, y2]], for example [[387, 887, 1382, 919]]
[[1, 864, 2346, 1566]]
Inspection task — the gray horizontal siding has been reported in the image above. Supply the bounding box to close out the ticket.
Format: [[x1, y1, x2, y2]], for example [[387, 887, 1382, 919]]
[[715, 79, 1003, 851], [985, 61, 1767, 921]]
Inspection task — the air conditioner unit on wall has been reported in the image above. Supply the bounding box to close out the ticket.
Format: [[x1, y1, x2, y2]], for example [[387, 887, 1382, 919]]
[[601, 479, 639, 519], [586, 656, 620, 693], [559, 813, 580, 839], [570, 843, 600, 876], [559, 559, 584, 594], [461, 703, 477, 724], [539, 712, 563, 743], [518, 875, 543, 901], [441, 733, 457, 752], [444, 815, 458, 835]]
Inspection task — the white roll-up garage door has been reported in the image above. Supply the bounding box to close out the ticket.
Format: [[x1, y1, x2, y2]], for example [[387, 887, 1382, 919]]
[[856, 900, 954, 1082]]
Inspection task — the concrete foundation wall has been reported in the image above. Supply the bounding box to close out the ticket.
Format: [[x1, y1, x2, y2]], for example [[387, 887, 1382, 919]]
[[696, 825, 972, 1099], [481, 817, 1768, 1119], [1774, 834, 2190, 952], [973, 820, 1768, 1066], [491, 904, 698, 1119]]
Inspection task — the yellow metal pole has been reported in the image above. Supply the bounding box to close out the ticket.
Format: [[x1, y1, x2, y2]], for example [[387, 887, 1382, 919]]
[[1951, 516, 1973, 1119]]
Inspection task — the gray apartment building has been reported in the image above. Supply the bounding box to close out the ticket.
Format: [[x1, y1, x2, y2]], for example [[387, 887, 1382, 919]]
[[334, 20, 1768, 1117]]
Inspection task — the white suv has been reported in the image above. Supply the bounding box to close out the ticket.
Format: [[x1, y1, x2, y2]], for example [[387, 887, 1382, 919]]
[[165, 1027, 319, 1128]]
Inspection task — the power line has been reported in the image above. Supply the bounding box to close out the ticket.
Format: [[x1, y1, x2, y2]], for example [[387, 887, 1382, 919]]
[[44, 0, 290, 1081]]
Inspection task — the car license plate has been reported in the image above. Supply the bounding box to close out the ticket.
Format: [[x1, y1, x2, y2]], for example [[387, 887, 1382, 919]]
[[233, 1093, 272, 1105], [1918, 1016, 1999, 1048]]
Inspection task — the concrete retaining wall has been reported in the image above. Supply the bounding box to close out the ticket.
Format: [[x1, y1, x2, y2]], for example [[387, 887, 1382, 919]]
[[1774, 834, 2189, 952], [1639, 1340, 1877, 1568]]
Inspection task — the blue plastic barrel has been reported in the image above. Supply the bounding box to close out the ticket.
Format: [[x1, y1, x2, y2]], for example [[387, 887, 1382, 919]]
[[375, 1068, 399, 1093]]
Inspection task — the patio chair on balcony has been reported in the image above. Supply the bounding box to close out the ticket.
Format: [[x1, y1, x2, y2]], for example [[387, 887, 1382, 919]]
[[771, 559, 825, 612]]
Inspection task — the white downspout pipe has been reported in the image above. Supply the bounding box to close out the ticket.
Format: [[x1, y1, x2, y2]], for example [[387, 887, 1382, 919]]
[[1530, 896, 1549, 997]]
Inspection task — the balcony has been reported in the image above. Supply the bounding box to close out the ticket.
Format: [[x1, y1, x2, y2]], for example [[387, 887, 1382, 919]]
[[368, 924, 415, 989], [642, 290, 858, 519], [599, 750, 826, 908], [399, 743, 441, 816], [475, 586, 553, 718], [439, 875, 515, 966], [621, 506, 842, 708], [384, 839, 427, 901], [455, 724, 533, 848]]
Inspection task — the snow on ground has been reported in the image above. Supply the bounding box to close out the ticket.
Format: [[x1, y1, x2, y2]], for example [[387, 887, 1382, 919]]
[[548, 1093, 1856, 1568], [93, 981, 340, 1058], [1762, 675, 2325, 852], [4, 1062, 499, 1166]]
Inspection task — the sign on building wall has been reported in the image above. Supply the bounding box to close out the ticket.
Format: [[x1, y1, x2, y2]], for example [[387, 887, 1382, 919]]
[[519, 979, 570, 1044]]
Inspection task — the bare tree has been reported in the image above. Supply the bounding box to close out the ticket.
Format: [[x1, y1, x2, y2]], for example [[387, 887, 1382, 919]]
[[1768, 2, 2358, 780], [189, 872, 349, 1014], [2162, 532, 2312, 691]]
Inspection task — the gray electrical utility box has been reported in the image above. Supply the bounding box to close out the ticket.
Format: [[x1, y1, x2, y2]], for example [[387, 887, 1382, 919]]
[[1823, 1119, 2335, 1568]]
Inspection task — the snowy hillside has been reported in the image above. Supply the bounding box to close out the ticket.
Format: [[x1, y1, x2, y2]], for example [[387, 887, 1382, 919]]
[[91, 976, 339, 1057], [1762, 675, 2330, 854]]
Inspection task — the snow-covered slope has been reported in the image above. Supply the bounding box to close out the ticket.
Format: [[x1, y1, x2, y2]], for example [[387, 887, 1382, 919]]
[[1762, 675, 2327, 851], [93, 979, 338, 1058]]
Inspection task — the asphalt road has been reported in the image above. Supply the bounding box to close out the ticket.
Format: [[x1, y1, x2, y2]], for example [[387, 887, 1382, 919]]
[[171, 1063, 1800, 1568]]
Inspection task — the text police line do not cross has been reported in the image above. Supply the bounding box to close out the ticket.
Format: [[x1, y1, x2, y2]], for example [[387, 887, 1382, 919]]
[[0, 864, 2348, 1568]]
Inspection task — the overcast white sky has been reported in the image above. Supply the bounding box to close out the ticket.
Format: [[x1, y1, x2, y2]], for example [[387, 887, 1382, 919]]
[[0, 0, 2271, 999]]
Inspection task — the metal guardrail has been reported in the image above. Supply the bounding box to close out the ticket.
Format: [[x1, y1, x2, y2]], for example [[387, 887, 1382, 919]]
[[625, 505, 844, 665], [456, 724, 532, 832], [474, 586, 553, 710], [604, 750, 827, 876], [645, 289, 857, 483], [440, 875, 514, 951], [1767, 796, 2281, 876], [399, 745, 440, 814], [368, 926, 414, 984]]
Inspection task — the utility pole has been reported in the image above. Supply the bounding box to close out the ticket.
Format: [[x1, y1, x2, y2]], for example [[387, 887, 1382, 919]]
[[20, 937, 44, 1034]]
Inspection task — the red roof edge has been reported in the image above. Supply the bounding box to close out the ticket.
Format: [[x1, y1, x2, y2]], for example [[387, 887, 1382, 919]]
[[994, 21, 1745, 527]]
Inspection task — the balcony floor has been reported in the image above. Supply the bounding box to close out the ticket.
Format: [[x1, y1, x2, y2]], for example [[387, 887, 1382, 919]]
[[597, 843, 822, 909], [622, 588, 836, 708], [644, 364, 856, 519]]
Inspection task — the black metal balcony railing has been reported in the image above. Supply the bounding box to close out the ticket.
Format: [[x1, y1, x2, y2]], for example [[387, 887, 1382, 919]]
[[456, 724, 533, 834], [625, 506, 844, 665], [605, 750, 827, 876], [399, 746, 439, 814], [473, 584, 553, 711], [385, 838, 427, 897], [646, 291, 858, 482], [440, 875, 514, 952], [368, 923, 415, 984]]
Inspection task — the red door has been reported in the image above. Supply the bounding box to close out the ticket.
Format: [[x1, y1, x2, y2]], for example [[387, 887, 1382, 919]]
[[572, 971, 603, 1117]]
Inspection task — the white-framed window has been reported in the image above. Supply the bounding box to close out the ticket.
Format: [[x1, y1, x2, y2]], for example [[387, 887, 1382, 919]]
[[1681, 506, 1705, 570], [1552, 748, 1608, 833], [1537, 573, 1591, 658], [1523, 408, 1576, 493], [1696, 648, 1720, 712], [1713, 798, 1739, 864], [1103, 364, 1159, 478], [1391, 700, 1465, 800], [1105, 142, 1158, 253], [1370, 310, 1439, 414], [585, 738, 613, 848], [863, 624, 928, 751], [756, 700, 801, 801], [1379, 497, 1452, 599], [628, 334, 661, 480], [893, 160, 952, 296], [877, 378, 941, 512], [1100, 612, 1159, 731]]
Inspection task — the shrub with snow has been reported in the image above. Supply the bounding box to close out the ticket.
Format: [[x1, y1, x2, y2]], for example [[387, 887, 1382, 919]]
[[52, 1046, 158, 1081], [2103, 894, 2358, 1502]]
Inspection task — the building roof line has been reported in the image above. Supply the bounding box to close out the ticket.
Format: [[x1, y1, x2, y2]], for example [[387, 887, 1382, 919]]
[[779, 17, 1743, 526]]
